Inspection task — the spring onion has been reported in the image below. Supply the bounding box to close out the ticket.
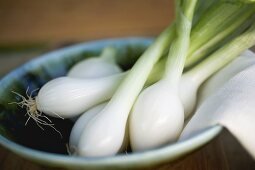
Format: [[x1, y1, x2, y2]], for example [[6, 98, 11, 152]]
[[69, 102, 106, 154], [129, 0, 197, 151], [76, 22, 175, 157], [68, 47, 122, 78]]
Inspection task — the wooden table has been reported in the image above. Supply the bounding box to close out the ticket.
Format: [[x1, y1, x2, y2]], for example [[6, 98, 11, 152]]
[[0, 46, 255, 170]]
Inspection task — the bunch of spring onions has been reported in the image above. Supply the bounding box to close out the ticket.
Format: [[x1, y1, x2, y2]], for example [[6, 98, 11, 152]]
[[13, 0, 255, 157]]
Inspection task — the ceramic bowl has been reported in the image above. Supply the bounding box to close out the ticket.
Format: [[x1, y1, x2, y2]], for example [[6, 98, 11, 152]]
[[0, 38, 222, 170]]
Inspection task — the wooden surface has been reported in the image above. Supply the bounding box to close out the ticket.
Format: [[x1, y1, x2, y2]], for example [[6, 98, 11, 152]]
[[0, 0, 174, 44]]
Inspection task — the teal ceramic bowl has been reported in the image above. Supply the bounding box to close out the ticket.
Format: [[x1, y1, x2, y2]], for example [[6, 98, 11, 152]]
[[0, 38, 222, 170]]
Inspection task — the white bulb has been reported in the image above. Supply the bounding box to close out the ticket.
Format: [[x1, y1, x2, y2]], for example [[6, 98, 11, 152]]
[[130, 81, 184, 151]]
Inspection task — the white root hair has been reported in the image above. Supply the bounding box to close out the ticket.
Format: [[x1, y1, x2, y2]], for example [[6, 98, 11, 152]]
[[9, 87, 63, 138]]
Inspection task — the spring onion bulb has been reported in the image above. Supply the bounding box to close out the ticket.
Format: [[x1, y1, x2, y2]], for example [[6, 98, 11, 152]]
[[198, 50, 255, 104], [180, 64, 255, 159], [180, 22, 255, 118], [69, 102, 129, 155], [76, 23, 175, 157], [21, 73, 125, 120], [67, 47, 122, 78], [69, 102, 106, 154], [129, 0, 197, 151], [69, 103, 106, 152]]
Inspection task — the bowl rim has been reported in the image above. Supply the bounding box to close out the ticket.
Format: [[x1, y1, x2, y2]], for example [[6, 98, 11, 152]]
[[0, 126, 222, 168], [0, 37, 223, 168]]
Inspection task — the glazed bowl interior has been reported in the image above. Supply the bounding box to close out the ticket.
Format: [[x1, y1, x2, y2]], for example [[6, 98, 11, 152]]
[[0, 38, 222, 170]]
